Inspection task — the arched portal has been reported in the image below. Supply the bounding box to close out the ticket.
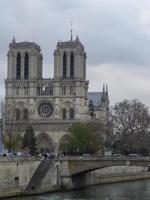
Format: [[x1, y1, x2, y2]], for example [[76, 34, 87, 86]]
[[62, 108, 67, 119], [36, 132, 54, 153], [23, 108, 28, 120], [70, 108, 74, 119], [16, 108, 21, 120]]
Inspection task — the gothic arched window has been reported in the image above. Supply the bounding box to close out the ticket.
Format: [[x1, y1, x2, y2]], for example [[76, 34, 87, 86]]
[[24, 53, 29, 79], [16, 53, 21, 79], [16, 108, 20, 120], [70, 52, 74, 78], [62, 108, 67, 120], [70, 108, 74, 119], [23, 108, 28, 120], [62, 85, 66, 95], [63, 52, 67, 78], [70, 85, 73, 95]]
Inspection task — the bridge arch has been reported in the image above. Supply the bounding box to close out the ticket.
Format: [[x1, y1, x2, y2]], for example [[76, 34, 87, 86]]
[[66, 158, 150, 176]]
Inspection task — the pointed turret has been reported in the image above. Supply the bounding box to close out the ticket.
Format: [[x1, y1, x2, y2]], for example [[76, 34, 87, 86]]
[[75, 35, 80, 42], [106, 84, 108, 96], [12, 37, 16, 43], [70, 21, 73, 41], [101, 85, 105, 102], [103, 84, 105, 93]]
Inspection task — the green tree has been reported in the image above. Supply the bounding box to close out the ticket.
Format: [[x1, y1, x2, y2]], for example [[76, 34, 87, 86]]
[[59, 123, 103, 155], [22, 126, 37, 155], [4, 131, 22, 153]]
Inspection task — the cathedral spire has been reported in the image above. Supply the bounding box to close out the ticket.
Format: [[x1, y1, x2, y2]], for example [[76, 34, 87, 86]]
[[106, 84, 108, 94], [70, 21, 73, 41], [75, 35, 79, 42], [102, 84, 106, 102], [103, 84, 105, 93], [12, 37, 16, 43]]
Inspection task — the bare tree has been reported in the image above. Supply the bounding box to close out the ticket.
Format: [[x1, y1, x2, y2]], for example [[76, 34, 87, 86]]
[[111, 99, 150, 155], [111, 99, 150, 136], [0, 99, 22, 153], [0, 99, 6, 152], [0, 99, 6, 119]]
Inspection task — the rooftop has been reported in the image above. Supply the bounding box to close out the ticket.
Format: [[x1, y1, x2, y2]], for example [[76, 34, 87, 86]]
[[9, 40, 41, 51], [88, 92, 103, 107]]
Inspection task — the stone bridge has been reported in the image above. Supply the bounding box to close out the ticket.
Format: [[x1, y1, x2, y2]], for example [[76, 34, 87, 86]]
[[58, 157, 150, 177], [1, 156, 150, 197]]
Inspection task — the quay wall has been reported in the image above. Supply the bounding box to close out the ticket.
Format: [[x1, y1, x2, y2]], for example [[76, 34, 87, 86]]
[[85, 166, 150, 187], [0, 158, 41, 197], [0, 158, 150, 198]]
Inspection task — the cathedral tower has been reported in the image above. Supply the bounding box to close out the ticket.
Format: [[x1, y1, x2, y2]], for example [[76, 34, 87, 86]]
[[54, 36, 86, 80], [7, 39, 42, 80], [5, 36, 109, 153], [53, 36, 88, 120]]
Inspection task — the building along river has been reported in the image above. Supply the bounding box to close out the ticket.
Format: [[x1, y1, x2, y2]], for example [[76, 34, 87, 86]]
[[7, 179, 150, 200]]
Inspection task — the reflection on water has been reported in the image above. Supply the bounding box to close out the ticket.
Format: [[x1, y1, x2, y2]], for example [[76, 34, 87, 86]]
[[8, 179, 150, 200]]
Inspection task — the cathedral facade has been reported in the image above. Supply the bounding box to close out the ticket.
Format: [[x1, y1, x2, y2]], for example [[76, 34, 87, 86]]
[[5, 36, 109, 152]]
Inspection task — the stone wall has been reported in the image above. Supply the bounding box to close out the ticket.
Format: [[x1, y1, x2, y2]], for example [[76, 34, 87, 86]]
[[85, 168, 150, 186], [0, 158, 150, 198], [0, 158, 40, 197]]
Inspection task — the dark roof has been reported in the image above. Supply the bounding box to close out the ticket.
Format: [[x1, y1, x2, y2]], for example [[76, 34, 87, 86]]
[[88, 92, 103, 107], [57, 38, 84, 50], [10, 41, 41, 51]]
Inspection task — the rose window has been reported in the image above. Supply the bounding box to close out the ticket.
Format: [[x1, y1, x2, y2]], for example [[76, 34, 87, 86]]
[[38, 103, 53, 118]]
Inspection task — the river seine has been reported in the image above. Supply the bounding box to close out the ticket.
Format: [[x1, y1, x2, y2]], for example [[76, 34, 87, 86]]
[[8, 180, 150, 200]]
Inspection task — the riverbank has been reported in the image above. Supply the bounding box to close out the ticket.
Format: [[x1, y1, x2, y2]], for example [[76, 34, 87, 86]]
[[0, 158, 150, 198]]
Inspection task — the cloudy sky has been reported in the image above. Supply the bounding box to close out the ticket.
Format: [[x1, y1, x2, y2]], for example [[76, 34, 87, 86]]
[[0, 0, 150, 107]]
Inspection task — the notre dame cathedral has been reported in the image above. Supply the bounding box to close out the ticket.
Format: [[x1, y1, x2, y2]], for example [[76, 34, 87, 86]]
[[5, 35, 109, 153]]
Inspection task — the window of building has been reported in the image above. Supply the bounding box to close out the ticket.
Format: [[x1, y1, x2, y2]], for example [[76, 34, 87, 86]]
[[14, 177, 19, 186], [24, 86, 29, 95], [16, 109, 20, 120], [62, 108, 67, 120], [16, 53, 21, 79], [63, 52, 67, 78], [23, 108, 28, 120], [49, 86, 53, 96], [24, 89, 28, 95], [70, 52, 74, 78], [37, 86, 40, 96], [70, 85, 73, 95], [24, 53, 29, 79], [70, 108, 74, 119], [62, 85, 66, 95], [16, 87, 19, 95]]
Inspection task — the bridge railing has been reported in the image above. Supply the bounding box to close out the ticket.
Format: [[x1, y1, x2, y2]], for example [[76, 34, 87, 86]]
[[1, 155, 150, 162]]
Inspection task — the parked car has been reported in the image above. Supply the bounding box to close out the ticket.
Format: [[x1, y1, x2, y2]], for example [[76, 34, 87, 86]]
[[112, 153, 122, 157], [6, 152, 15, 157], [129, 153, 138, 157], [82, 153, 91, 157]]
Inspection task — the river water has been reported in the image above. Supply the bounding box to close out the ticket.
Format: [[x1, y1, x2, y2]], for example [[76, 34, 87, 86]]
[[8, 180, 150, 200]]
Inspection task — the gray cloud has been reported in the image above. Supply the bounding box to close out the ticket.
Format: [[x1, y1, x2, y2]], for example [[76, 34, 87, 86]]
[[87, 63, 150, 106], [0, 0, 150, 106]]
